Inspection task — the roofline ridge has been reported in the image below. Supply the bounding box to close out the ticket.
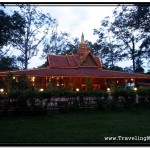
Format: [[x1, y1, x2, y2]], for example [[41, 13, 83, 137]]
[[73, 55, 78, 66], [47, 55, 52, 67], [104, 69, 150, 76], [94, 56, 103, 68], [66, 55, 71, 66]]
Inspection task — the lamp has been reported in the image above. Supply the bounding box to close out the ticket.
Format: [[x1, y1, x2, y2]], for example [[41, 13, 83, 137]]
[[0, 89, 4, 93], [107, 88, 110, 92], [39, 88, 44, 92], [31, 76, 35, 82], [76, 88, 79, 92], [133, 87, 137, 91]]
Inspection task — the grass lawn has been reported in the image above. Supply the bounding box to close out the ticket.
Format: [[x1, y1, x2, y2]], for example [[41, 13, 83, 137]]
[[0, 108, 150, 145]]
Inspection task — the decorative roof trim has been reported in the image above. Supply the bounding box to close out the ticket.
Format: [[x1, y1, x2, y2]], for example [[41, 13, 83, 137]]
[[66, 55, 71, 66]]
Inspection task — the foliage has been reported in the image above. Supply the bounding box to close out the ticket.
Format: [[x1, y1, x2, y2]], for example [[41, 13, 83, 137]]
[[94, 5, 150, 72], [127, 5, 150, 32], [112, 5, 150, 72], [109, 66, 123, 71], [67, 83, 73, 91], [0, 87, 149, 117], [0, 56, 19, 71], [146, 70, 150, 74], [94, 16, 122, 68], [85, 77, 93, 90], [112, 88, 136, 98], [17, 74, 30, 90], [5, 72, 18, 93], [137, 88, 150, 96], [0, 9, 25, 53], [14, 4, 57, 69], [42, 30, 79, 57]]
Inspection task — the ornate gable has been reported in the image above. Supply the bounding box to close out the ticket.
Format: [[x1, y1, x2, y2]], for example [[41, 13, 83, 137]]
[[80, 54, 99, 67], [47, 33, 102, 69]]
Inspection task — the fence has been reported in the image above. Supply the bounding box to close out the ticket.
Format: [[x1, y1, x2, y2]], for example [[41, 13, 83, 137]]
[[0, 88, 149, 116]]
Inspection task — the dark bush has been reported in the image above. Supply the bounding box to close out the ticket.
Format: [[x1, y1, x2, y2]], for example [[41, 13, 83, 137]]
[[137, 88, 150, 96]]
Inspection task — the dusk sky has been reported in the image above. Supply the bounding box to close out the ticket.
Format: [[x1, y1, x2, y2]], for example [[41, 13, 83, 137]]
[[30, 5, 116, 68], [6, 4, 116, 69], [1, 4, 149, 71]]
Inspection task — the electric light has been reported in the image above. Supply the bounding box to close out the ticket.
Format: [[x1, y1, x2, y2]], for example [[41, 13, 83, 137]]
[[76, 88, 79, 92], [39, 88, 44, 92], [107, 88, 110, 92], [133, 87, 137, 91], [0, 89, 4, 92], [31, 76, 35, 82]]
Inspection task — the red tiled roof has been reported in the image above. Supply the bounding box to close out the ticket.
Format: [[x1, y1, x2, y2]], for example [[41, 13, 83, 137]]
[[47, 53, 102, 68], [47, 42, 103, 68], [1, 68, 150, 79]]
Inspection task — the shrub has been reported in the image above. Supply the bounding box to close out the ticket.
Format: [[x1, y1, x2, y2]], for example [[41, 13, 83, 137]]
[[112, 88, 136, 109], [137, 88, 150, 96]]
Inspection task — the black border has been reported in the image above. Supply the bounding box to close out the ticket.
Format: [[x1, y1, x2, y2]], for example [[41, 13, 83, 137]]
[[0, 1, 150, 147], [0, 2, 150, 5]]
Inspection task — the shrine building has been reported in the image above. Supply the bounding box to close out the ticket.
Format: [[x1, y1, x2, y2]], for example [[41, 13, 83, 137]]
[[0, 34, 150, 91]]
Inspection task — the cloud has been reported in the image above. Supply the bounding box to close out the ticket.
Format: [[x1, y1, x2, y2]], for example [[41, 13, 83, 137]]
[[40, 5, 115, 42]]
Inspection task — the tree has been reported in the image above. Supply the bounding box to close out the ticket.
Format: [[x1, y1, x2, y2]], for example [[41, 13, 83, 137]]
[[42, 29, 79, 57], [94, 16, 122, 68], [5, 72, 17, 93], [63, 37, 79, 55], [125, 5, 150, 32], [86, 40, 101, 56], [14, 4, 56, 69], [42, 31, 70, 56], [17, 74, 29, 90], [135, 59, 144, 73], [112, 5, 150, 72], [94, 5, 150, 72], [111, 5, 149, 72], [109, 66, 123, 71], [0, 9, 25, 56], [0, 56, 19, 71]]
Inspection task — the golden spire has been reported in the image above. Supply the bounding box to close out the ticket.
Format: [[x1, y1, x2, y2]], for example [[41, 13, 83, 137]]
[[81, 32, 85, 44]]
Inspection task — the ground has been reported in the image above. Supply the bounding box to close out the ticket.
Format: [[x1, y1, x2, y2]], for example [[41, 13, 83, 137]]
[[0, 108, 150, 145]]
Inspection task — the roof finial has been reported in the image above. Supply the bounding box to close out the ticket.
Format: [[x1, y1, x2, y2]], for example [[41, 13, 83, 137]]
[[81, 33, 85, 44]]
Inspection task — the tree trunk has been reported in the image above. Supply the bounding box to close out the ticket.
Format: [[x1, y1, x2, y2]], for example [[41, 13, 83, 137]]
[[24, 50, 28, 70], [131, 36, 136, 72], [132, 57, 136, 72]]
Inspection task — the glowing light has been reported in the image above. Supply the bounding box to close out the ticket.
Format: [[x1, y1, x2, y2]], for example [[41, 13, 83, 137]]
[[131, 78, 134, 81], [31, 76, 35, 82], [107, 88, 110, 92], [61, 84, 64, 86], [39, 88, 44, 92], [0, 89, 4, 92], [13, 76, 15, 79], [76, 88, 79, 92], [133, 87, 137, 91]]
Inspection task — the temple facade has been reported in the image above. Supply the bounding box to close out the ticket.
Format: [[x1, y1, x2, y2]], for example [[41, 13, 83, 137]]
[[0, 34, 150, 91]]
